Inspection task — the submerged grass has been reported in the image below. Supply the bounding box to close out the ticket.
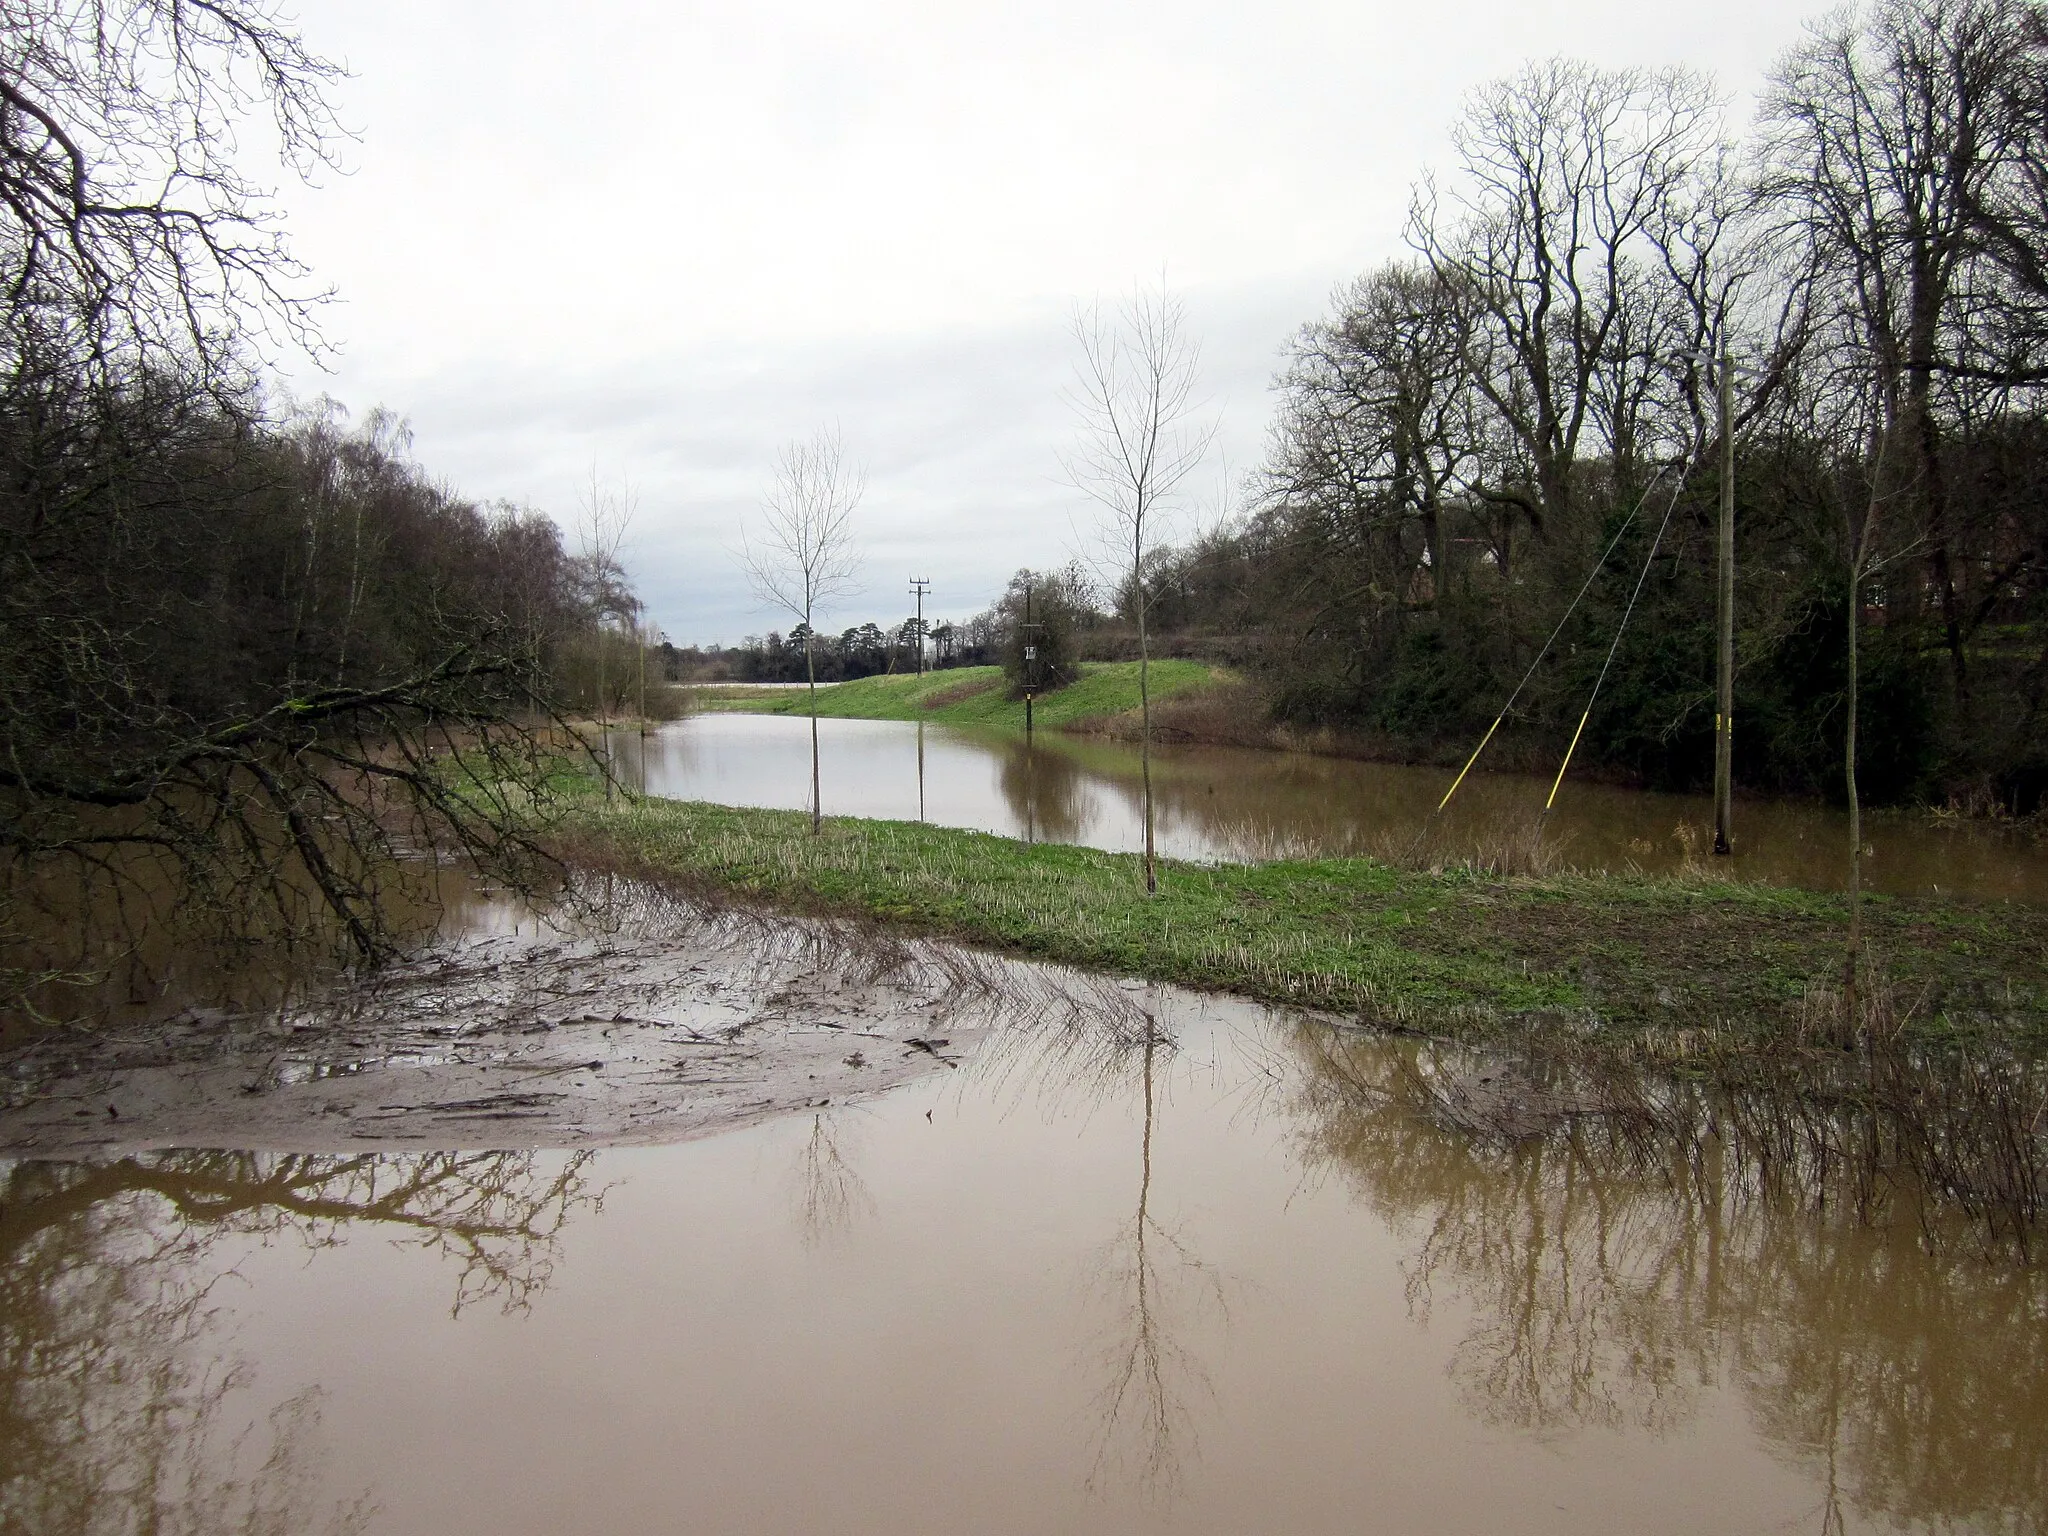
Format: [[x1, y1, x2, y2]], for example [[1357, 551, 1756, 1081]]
[[548, 791, 2048, 1061], [687, 660, 1224, 732]]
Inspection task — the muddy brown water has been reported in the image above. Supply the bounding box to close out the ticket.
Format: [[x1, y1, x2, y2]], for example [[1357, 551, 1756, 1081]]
[[614, 713, 2048, 903], [6, 960, 2044, 1535]]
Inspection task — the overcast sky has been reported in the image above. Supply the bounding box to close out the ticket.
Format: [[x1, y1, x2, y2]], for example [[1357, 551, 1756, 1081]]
[[275, 0, 1821, 643]]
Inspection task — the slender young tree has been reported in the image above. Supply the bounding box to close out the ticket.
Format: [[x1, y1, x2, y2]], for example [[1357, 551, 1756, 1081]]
[[741, 429, 864, 833], [1065, 281, 1216, 894], [578, 472, 637, 800]]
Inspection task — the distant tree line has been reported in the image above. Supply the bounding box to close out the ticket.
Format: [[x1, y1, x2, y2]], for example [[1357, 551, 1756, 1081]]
[[684, 562, 1111, 691], [1141, 0, 2048, 811], [674, 618, 933, 683]]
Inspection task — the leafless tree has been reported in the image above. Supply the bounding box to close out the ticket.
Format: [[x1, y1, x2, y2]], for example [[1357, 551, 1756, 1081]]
[[578, 471, 638, 797], [1760, 0, 2046, 711], [1066, 281, 1216, 894], [1410, 61, 1723, 543], [1757, 0, 2048, 1011], [0, 0, 346, 389], [0, 6, 631, 1024], [1265, 264, 1482, 622], [741, 428, 864, 833]]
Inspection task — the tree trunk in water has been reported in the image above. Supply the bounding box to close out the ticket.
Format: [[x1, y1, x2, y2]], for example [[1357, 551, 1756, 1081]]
[[807, 630, 821, 835], [1139, 602, 1157, 896]]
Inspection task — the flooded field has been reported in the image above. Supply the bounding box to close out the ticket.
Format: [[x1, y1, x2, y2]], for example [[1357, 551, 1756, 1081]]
[[5, 964, 2042, 1536], [6, 743, 2043, 1535], [614, 713, 2048, 903]]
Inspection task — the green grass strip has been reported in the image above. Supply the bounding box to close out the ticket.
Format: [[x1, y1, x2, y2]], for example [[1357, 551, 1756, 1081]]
[[554, 793, 2048, 1054], [688, 660, 1221, 731]]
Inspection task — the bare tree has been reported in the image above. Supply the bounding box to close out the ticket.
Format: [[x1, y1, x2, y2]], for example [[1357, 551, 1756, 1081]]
[[0, 0, 346, 387], [1410, 62, 1722, 542], [1757, 0, 2048, 1014], [1066, 281, 1216, 894], [1265, 264, 1482, 633], [577, 471, 638, 797], [741, 428, 864, 833]]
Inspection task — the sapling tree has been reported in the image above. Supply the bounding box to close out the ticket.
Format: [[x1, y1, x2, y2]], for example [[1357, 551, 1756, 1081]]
[[578, 472, 638, 797], [1065, 281, 1216, 894], [741, 429, 864, 833]]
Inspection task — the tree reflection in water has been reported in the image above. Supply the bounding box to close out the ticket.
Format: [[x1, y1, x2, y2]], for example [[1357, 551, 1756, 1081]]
[[792, 1112, 874, 1247], [1280, 1025, 2048, 1531], [1077, 1016, 1226, 1505], [0, 1149, 602, 1535]]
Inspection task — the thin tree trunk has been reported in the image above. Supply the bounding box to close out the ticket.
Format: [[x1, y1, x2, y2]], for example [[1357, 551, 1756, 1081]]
[[807, 626, 821, 834], [1139, 592, 1156, 896], [1845, 553, 1864, 1028], [599, 621, 612, 805]]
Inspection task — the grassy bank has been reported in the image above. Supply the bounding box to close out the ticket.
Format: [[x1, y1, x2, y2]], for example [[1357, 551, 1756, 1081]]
[[551, 793, 2048, 1058], [688, 660, 1223, 732]]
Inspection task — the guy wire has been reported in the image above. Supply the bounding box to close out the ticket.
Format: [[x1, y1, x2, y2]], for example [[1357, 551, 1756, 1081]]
[[1434, 463, 1675, 816], [1542, 456, 1696, 815]]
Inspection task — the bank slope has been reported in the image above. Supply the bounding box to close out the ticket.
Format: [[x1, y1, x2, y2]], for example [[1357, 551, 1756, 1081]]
[[689, 661, 1222, 732]]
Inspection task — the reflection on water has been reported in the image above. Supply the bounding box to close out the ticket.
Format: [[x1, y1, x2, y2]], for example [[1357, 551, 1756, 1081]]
[[3, 1000, 2042, 1533], [1283, 1027, 2048, 1531], [0, 1150, 602, 1534], [613, 714, 2048, 902], [792, 1112, 874, 1248], [4, 854, 544, 1038], [1080, 1020, 1227, 1504]]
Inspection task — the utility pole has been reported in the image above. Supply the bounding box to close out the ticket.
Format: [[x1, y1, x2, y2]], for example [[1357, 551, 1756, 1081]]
[[1714, 335, 1735, 856], [909, 577, 931, 676], [1019, 572, 1043, 737], [636, 617, 649, 739]]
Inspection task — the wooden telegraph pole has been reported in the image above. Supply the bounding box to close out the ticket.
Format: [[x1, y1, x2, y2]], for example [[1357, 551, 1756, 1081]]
[[909, 576, 931, 676], [1020, 572, 1043, 736], [1714, 337, 1735, 857]]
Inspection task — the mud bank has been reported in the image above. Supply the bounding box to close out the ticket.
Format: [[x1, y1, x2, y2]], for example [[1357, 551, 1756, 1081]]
[[0, 902, 1099, 1155]]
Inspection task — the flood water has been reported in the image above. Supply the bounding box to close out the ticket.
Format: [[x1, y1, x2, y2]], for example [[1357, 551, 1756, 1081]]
[[612, 713, 2048, 903], [5, 982, 2041, 1535]]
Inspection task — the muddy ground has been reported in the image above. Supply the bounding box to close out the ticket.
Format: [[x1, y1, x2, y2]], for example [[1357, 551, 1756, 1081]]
[[0, 904, 1128, 1155]]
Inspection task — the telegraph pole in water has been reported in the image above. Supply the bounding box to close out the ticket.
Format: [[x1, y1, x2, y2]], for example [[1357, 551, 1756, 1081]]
[[909, 577, 931, 676], [909, 578, 931, 818], [1020, 573, 1043, 737], [1714, 337, 1735, 856]]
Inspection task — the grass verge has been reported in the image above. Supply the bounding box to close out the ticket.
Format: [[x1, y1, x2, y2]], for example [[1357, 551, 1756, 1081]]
[[687, 660, 1223, 732], [549, 792, 2048, 1060]]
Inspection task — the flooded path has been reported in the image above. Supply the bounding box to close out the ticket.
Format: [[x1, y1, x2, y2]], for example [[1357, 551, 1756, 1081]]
[[616, 713, 2048, 903], [5, 970, 2042, 1534]]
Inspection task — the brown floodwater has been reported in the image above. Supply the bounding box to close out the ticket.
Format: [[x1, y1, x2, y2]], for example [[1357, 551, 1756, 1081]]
[[5, 977, 2042, 1535], [608, 714, 2048, 904]]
